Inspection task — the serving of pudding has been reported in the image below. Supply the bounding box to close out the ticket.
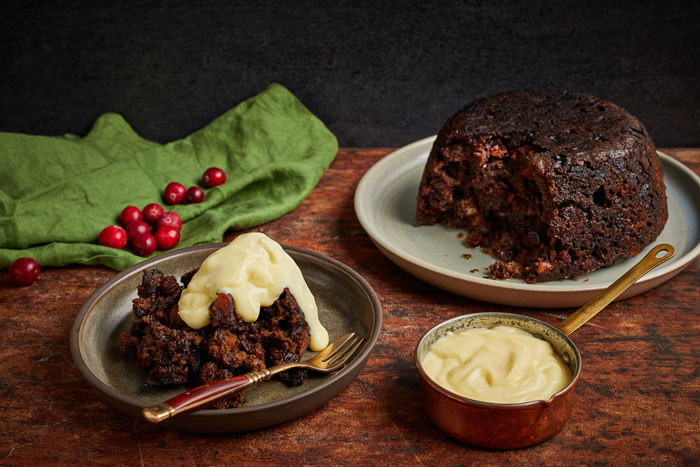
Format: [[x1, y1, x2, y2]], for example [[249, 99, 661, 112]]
[[119, 232, 329, 409]]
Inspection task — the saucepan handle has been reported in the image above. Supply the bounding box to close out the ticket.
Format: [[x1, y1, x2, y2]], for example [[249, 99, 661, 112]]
[[557, 243, 674, 336]]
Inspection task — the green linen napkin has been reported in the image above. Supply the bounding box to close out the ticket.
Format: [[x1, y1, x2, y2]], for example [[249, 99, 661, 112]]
[[0, 83, 337, 270]]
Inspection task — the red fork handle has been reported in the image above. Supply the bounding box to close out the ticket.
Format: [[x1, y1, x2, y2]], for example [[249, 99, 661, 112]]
[[142, 373, 256, 423]]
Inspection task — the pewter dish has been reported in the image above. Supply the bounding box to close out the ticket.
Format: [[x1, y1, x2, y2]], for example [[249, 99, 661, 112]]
[[70, 243, 382, 433], [354, 136, 700, 308]]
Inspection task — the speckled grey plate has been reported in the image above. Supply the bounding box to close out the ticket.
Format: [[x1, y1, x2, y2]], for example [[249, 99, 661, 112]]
[[70, 243, 381, 433], [355, 136, 700, 308]]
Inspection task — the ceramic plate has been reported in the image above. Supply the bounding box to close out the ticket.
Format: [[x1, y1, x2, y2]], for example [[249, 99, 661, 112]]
[[70, 243, 382, 433], [354, 136, 700, 308]]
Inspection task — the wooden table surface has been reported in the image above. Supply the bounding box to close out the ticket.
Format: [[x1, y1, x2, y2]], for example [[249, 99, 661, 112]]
[[1, 148, 699, 465]]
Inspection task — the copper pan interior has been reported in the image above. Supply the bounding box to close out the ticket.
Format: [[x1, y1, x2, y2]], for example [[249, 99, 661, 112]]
[[415, 312, 582, 405]]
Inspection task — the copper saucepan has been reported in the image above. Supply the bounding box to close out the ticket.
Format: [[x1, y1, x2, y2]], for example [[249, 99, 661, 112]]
[[414, 244, 674, 449]]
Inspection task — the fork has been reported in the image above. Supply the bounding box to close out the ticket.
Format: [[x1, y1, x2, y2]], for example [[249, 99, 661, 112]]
[[142, 332, 364, 423]]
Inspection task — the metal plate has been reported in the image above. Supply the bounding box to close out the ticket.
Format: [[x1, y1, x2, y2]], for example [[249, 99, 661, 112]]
[[70, 243, 382, 433]]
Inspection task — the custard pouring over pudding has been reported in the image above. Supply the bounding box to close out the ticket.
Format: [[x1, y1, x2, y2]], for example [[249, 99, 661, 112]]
[[416, 90, 668, 283]]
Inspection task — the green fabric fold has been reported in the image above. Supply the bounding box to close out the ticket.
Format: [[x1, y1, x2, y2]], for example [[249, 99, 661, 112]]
[[0, 83, 338, 270]]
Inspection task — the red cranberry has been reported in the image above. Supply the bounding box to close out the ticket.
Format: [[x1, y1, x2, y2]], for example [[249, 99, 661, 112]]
[[132, 232, 156, 256], [119, 205, 142, 227], [186, 186, 204, 204], [98, 225, 127, 249], [155, 226, 181, 250], [126, 220, 151, 242], [142, 203, 164, 225], [164, 182, 187, 205], [9, 257, 40, 286], [202, 167, 226, 188], [157, 211, 182, 231]]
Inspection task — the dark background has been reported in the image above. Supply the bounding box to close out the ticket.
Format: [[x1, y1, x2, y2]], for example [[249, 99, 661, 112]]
[[2, 1, 699, 148]]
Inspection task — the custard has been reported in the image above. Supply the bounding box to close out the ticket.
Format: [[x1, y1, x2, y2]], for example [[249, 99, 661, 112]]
[[422, 325, 571, 403], [178, 232, 329, 351]]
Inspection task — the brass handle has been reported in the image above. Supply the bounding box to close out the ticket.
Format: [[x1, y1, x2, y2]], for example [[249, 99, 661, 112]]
[[557, 244, 675, 336], [142, 403, 175, 423]]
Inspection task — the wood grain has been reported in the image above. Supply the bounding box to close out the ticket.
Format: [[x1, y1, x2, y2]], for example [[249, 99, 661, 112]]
[[1, 148, 698, 465]]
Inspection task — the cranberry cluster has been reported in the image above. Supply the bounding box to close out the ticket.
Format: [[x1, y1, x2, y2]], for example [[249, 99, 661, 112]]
[[163, 167, 226, 205], [98, 204, 182, 256], [97, 167, 227, 256], [7, 167, 227, 286]]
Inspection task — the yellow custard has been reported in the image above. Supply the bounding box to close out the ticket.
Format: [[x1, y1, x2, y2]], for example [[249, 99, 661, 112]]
[[422, 325, 572, 404], [177, 232, 329, 351]]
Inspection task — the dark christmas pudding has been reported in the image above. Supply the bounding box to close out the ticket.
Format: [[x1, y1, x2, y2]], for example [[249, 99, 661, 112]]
[[416, 90, 667, 283]]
